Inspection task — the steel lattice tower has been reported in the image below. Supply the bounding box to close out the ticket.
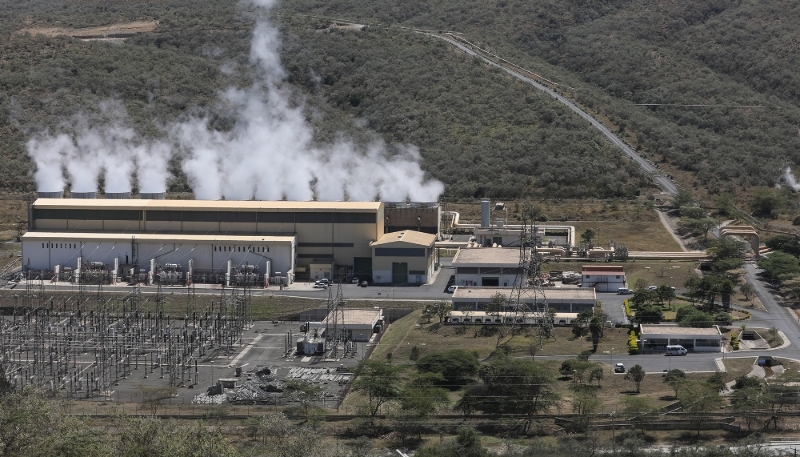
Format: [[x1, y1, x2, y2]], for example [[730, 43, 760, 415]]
[[501, 208, 551, 345]]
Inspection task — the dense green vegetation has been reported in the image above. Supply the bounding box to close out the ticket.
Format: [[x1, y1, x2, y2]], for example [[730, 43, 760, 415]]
[[278, 0, 800, 202], [5, 0, 800, 205]]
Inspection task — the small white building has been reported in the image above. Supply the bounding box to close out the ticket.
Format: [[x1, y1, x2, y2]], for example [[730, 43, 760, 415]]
[[581, 265, 627, 292], [639, 324, 722, 353], [452, 287, 596, 314], [452, 247, 528, 287], [321, 308, 384, 342]]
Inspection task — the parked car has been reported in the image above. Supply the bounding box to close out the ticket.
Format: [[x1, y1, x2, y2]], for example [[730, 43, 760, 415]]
[[665, 345, 688, 356], [352, 277, 360, 284], [614, 363, 626, 373], [359, 281, 368, 287], [447, 285, 456, 293], [647, 285, 658, 290], [617, 287, 633, 295], [313, 282, 327, 289], [319, 278, 330, 286]]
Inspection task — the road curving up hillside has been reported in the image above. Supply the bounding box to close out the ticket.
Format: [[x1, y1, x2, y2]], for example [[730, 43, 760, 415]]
[[428, 32, 679, 196]]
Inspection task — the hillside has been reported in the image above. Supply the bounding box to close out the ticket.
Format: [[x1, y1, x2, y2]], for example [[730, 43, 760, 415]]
[[1, 0, 800, 210], [280, 0, 800, 196]]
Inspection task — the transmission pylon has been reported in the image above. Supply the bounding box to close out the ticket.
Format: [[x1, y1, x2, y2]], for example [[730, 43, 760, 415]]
[[325, 281, 347, 359], [501, 207, 551, 345]]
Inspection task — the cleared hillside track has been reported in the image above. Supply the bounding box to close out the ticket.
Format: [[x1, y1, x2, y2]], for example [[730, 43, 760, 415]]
[[428, 32, 678, 196]]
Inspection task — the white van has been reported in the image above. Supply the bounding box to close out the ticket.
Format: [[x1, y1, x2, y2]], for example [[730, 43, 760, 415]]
[[665, 345, 688, 356], [617, 287, 633, 295]]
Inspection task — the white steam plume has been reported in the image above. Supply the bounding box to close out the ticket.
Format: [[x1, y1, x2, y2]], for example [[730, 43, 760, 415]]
[[28, 102, 172, 194], [26, 1, 444, 202], [782, 167, 800, 191]]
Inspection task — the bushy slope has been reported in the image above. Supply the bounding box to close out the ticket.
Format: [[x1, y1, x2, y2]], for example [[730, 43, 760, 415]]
[[279, 0, 800, 197], [0, 0, 649, 199]]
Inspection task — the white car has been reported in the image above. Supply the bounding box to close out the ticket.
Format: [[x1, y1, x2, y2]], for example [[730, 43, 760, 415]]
[[647, 286, 658, 290], [313, 281, 327, 289], [447, 285, 456, 293], [352, 277, 360, 284]]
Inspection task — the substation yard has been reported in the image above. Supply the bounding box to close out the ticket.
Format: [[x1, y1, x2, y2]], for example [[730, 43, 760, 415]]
[[0, 284, 368, 408]]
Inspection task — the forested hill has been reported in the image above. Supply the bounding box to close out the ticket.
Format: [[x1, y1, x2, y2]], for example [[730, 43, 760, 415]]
[[279, 0, 800, 200], [2, 0, 800, 206]]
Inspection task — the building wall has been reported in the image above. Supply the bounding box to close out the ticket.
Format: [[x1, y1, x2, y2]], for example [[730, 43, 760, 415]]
[[454, 271, 520, 288], [371, 242, 434, 284], [29, 201, 382, 276], [23, 239, 294, 276], [582, 274, 626, 292]]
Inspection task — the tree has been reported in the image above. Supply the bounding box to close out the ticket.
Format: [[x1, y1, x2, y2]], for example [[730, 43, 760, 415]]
[[624, 364, 645, 393], [707, 237, 746, 272], [766, 234, 800, 258], [284, 379, 324, 418], [559, 358, 595, 384], [677, 380, 724, 436], [663, 369, 686, 398], [580, 229, 596, 245], [759, 251, 800, 283], [674, 188, 695, 208], [416, 349, 479, 388], [456, 355, 559, 429], [633, 278, 648, 292], [139, 385, 178, 415], [680, 309, 714, 328], [588, 366, 604, 386], [395, 379, 449, 442], [739, 282, 755, 304], [415, 427, 490, 457], [633, 304, 663, 323], [433, 301, 453, 324], [750, 187, 785, 218], [655, 284, 676, 306], [351, 359, 403, 417]]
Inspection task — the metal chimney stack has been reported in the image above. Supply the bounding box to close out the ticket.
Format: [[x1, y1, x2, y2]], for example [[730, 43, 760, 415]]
[[481, 199, 491, 228]]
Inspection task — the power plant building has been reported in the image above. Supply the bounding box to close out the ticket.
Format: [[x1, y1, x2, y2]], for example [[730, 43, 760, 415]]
[[369, 230, 436, 284], [24, 198, 391, 284]]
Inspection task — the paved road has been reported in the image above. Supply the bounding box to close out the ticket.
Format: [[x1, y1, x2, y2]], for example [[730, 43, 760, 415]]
[[429, 33, 678, 196]]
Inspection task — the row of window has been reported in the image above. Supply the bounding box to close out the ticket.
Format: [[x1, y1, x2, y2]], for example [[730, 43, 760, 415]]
[[34, 209, 376, 224], [42, 243, 272, 253], [213, 246, 270, 253]]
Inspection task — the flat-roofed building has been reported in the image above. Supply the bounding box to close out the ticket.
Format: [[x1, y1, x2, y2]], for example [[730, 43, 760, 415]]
[[452, 247, 527, 287], [581, 265, 627, 292], [26, 198, 385, 281], [639, 324, 722, 353], [451, 287, 596, 313], [321, 308, 384, 342], [370, 231, 436, 284], [22, 231, 295, 285]]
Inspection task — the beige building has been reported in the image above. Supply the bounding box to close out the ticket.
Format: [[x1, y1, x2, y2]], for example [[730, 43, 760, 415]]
[[27, 198, 385, 281], [370, 230, 436, 284], [452, 247, 527, 287], [452, 287, 596, 313], [639, 324, 722, 353]]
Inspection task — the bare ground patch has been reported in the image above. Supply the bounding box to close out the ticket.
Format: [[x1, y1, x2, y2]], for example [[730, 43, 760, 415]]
[[17, 20, 158, 39]]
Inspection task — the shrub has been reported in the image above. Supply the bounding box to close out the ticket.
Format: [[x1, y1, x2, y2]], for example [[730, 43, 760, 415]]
[[627, 331, 639, 354]]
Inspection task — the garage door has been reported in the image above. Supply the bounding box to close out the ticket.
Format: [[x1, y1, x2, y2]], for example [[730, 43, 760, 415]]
[[392, 262, 408, 284]]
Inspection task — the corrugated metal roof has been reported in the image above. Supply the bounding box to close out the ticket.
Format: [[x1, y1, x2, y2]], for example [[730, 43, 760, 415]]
[[32, 198, 382, 212], [370, 231, 436, 247], [452, 247, 528, 267], [321, 308, 382, 326], [640, 324, 721, 336], [22, 232, 296, 244], [452, 287, 596, 300]]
